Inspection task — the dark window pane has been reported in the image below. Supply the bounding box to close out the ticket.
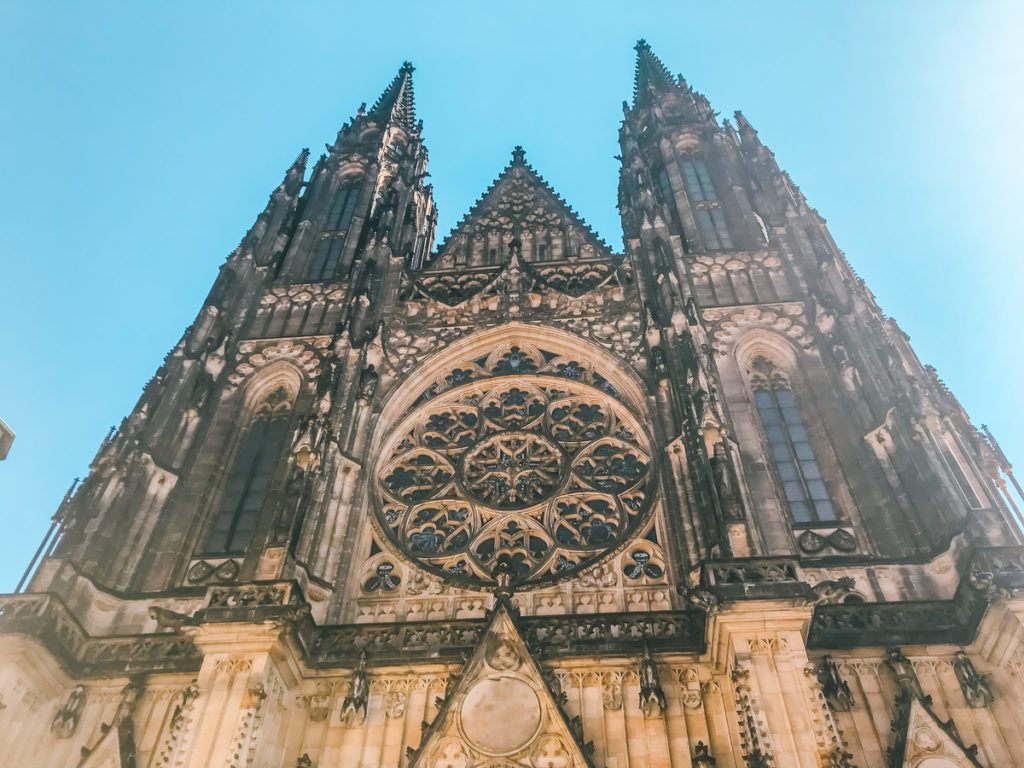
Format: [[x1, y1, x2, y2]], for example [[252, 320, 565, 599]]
[[776, 461, 797, 481], [790, 501, 812, 523], [799, 460, 821, 480], [206, 416, 289, 554], [814, 500, 837, 521], [782, 406, 802, 424], [794, 442, 815, 461], [807, 479, 828, 500], [783, 481, 806, 502], [771, 444, 791, 462], [786, 424, 807, 442], [765, 425, 785, 443], [775, 390, 796, 407]]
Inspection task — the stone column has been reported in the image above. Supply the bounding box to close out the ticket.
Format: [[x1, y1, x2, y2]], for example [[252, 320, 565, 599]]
[[709, 602, 824, 768]]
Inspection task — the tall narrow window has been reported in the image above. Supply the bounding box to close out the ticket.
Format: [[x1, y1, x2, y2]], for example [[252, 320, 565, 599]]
[[309, 235, 345, 281], [939, 438, 983, 509], [696, 208, 733, 250], [206, 393, 291, 553], [327, 186, 359, 231], [655, 167, 674, 206], [681, 160, 716, 201], [750, 357, 836, 523]]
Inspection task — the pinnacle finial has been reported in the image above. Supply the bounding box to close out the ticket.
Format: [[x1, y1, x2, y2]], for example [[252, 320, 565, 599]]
[[511, 146, 527, 166], [367, 61, 417, 131], [632, 38, 675, 104]]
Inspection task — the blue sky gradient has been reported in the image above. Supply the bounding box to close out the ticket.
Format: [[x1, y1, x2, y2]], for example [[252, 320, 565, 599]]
[[1, 1, 1022, 589]]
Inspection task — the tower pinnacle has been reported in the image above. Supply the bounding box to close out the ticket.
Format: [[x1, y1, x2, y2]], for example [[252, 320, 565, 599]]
[[633, 38, 676, 103], [368, 60, 416, 130]]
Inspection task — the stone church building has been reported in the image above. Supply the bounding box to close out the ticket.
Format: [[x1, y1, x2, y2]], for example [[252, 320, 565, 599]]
[[4, 41, 1024, 768]]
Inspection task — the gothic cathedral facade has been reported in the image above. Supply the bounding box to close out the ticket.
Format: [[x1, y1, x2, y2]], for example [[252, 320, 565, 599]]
[[4, 42, 1024, 768]]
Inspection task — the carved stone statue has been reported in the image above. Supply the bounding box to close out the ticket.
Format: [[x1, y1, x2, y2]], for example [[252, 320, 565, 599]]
[[51, 684, 87, 738], [806, 577, 857, 606], [816, 655, 854, 711], [148, 605, 195, 632], [884, 647, 924, 699], [340, 651, 369, 725], [358, 364, 379, 402], [952, 650, 994, 708], [692, 741, 716, 767], [679, 584, 721, 615], [296, 754, 313, 768], [113, 678, 144, 726], [637, 641, 666, 718]]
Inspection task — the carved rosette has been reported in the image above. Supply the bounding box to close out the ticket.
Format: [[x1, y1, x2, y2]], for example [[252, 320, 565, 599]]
[[374, 349, 655, 588]]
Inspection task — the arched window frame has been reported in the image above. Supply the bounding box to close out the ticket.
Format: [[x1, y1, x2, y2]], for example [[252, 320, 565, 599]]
[[744, 353, 839, 526], [200, 371, 299, 556]]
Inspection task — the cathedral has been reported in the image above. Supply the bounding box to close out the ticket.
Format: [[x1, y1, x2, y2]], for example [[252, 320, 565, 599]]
[[5, 41, 1024, 768]]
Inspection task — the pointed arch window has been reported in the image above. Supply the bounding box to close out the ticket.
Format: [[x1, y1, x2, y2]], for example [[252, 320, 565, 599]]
[[750, 357, 836, 523], [205, 389, 292, 554], [681, 160, 716, 202], [327, 185, 360, 231]]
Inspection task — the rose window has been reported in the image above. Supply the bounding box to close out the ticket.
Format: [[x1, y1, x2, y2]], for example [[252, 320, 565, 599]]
[[375, 372, 655, 588]]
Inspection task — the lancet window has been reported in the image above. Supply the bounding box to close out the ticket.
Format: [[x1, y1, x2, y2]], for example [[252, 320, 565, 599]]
[[307, 184, 360, 280], [204, 387, 292, 553], [682, 158, 732, 249], [749, 357, 836, 523]]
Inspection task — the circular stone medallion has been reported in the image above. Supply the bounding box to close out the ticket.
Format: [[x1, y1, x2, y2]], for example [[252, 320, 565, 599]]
[[460, 676, 542, 756]]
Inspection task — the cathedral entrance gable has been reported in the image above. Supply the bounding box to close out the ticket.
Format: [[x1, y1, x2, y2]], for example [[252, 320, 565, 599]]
[[410, 600, 594, 768]]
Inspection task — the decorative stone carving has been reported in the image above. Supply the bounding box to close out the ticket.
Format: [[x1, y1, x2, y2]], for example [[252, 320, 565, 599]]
[[228, 338, 324, 388], [816, 655, 855, 712], [885, 647, 924, 699], [637, 642, 666, 718], [375, 369, 654, 588], [806, 577, 857, 606], [692, 741, 716, 767], [340, 651, 370, 725], [50, 685, 87, 738], [952, 651, 993, 708]]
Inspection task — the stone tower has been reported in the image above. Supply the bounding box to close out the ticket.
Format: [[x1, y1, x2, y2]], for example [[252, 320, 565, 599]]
[[3, 43, 1024, 768]]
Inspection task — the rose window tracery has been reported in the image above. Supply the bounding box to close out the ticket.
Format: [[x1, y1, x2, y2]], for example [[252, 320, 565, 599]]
[[375, 350, 655, 588]]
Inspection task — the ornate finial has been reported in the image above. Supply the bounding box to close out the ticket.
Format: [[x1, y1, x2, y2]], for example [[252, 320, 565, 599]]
[[511, 145, 527, 165], [635, 38, 650, 52], [400, 60, 415, 74]]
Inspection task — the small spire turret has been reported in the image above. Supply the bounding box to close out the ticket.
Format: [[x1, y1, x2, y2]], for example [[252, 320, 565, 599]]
[[633, 39, 676, 103], [368, 61, 416, 131]]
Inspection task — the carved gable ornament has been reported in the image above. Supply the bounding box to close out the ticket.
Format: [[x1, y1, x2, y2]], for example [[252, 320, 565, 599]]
[[409, 602, 593, 768], [888, 692, 986, 768], [412, 148, 622, 306], [77, 717, 136, 768]]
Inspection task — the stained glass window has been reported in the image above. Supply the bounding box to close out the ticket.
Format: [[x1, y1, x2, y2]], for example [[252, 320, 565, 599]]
[[751, 359, 836, 523], [206, 417, 289, 553]]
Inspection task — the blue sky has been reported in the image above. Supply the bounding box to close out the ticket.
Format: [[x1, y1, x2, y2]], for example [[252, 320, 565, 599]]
[[1, 1, 1022, 590]]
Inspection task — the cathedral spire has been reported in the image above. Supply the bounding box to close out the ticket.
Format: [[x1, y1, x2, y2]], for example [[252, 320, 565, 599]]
[[633, 39, 676, 104], [368, 60, 416, 131]]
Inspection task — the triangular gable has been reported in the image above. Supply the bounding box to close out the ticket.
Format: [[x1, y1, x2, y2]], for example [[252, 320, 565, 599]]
[[77, 717, 136, 768], [889, 691, 985, 768], [414, 150, 621, 304], [409, 601, 594, 768]]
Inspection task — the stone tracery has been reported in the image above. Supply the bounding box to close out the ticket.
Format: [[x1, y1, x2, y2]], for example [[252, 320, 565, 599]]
[[375, 343, 654, 588]]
